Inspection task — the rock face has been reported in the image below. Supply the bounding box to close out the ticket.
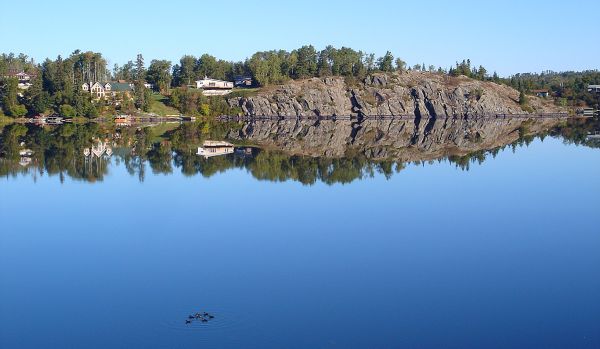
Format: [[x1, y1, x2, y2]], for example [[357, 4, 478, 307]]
[[228, 117, 560, 161], [228, 71, 562, 118]]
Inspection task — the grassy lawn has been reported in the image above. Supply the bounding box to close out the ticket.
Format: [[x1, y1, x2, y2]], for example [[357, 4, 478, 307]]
[[228, 88, 261, 98], [149, 93, 180, 116]]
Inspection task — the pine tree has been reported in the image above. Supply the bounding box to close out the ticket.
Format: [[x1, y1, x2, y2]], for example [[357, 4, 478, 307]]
[[134, 54, 146, 110], [394, 58, 406, 73], [519, 90, 528, 106]]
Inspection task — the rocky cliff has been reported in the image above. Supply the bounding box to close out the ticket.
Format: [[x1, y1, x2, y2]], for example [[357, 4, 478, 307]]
[[228, 71, 562, 118]]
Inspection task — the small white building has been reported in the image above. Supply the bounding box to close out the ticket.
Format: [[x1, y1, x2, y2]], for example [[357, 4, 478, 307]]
[[3, 70, 37, 90], [532, 89, 550, 98], [195, 76, 234, 96], [588, 85, 600, 93]]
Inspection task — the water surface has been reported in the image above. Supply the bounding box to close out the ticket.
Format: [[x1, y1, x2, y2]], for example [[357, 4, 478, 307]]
[[1, 119, 599, 348]]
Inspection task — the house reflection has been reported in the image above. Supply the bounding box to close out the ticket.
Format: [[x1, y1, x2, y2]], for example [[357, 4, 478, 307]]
[[197, 141, 234, 158], [83, 139, 113, 158]]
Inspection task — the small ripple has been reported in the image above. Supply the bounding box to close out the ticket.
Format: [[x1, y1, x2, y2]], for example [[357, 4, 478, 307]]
[[162, 308, 253, 333]]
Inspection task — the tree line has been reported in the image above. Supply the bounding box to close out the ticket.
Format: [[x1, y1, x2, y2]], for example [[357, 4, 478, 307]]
[[2, 47, 599, 119]]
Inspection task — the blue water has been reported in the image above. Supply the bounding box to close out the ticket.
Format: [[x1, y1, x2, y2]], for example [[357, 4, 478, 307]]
[[1, 137, 599, 348]]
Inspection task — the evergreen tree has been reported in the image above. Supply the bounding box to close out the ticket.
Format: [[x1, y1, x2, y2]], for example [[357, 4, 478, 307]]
[[134, 54, 146, 110], [519, 89, 528, 106], [294, 45, 317, 79], [395, 58, 406, 73], [378, 51, 394, 72]]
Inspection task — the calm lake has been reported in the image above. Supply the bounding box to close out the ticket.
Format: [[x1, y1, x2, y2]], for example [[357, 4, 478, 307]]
[[1, 118, 599, 348]]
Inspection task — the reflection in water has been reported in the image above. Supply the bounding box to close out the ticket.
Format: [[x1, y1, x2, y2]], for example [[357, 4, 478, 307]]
[[197, 141, 235, 158], [1, 117, 598, 184]]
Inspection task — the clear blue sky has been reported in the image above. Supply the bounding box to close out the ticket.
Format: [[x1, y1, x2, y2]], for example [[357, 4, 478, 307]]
[[0, 0, 597, 76]]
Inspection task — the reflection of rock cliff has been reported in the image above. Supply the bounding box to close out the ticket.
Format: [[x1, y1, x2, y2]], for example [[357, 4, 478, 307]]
[[228, 117, 561, 161], [228, 71, 562, 117]]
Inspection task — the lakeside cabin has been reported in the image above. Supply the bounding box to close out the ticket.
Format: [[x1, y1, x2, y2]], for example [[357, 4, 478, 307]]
[[588, 85, 600, 93], [197, 141, 234, 158], [195, 77, 234, 96], [532, 89, 550, 98], [2, 70, 37, 89]]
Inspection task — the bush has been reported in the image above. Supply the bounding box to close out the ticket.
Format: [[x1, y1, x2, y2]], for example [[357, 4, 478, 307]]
[[59, 104, 77, 118], [10, 104, 27, 117]]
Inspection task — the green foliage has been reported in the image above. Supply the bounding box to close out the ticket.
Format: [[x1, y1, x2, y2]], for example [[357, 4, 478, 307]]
[[503, 70, 600, 107], [293, 45, 318, 79], [134, 54, 146, 110], [247, 50, 290, 86], [146, 60, 172, 93], [168, 87, 240, 116], [519, 90, 528, 106], [395, 58, 406, 72], [171, 45, 399, 88], [59, 104, 76, 117], [0, 78, 21, 116], [23, 77, 50, 116], [10, 104, 27, 117], [378, 51, 394, 72], [172, 55, 196, 86], [113, 60, 135, 81]]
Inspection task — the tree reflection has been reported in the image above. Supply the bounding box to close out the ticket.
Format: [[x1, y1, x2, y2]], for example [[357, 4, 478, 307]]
[[1, 118, 598, 184]]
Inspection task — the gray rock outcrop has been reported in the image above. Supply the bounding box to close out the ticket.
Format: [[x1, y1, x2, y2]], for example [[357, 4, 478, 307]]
[[228, 71, 562, 118]]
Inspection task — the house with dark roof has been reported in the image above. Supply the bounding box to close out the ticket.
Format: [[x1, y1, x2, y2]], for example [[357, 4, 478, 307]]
[[81, 81, 134, 99], [109, 82, 135, 93], [2, 70, 38, 89], [234, 75, 253, 87]]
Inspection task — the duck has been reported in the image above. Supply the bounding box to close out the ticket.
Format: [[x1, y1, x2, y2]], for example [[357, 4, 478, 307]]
[[201, 318, 208, 323], [185, 320, 192, 324], [188, 315, 195, 320]]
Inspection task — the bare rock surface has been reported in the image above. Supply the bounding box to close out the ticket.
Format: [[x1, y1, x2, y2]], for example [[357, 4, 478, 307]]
[[228, 71, 563, 118]]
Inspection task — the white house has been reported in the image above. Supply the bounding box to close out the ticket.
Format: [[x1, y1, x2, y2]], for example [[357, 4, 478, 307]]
[[81, 81, 135, 99], [588, 85, 600, 93], [532, 89, 550, 98], [3, 70, 37, 90], [195, 76, 234, 96]]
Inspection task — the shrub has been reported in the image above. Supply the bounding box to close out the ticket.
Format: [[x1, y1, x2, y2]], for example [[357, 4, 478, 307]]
[[59, 104, 76, 118]]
